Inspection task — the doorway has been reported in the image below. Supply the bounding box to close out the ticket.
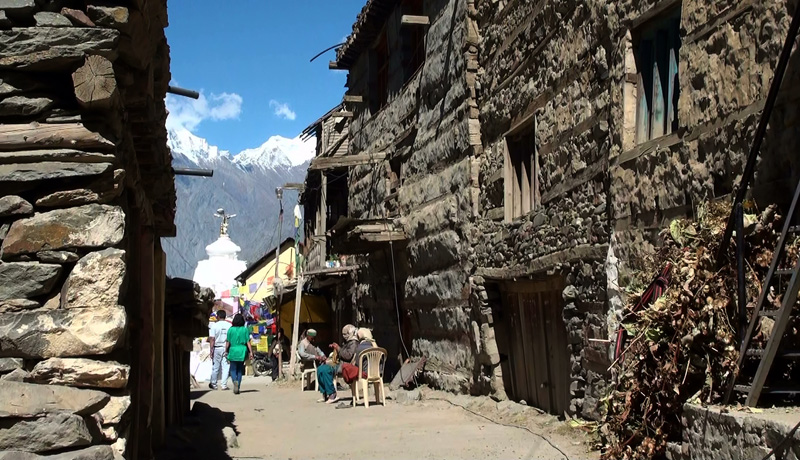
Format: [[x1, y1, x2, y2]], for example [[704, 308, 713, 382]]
[[497, 278, 570, 415]]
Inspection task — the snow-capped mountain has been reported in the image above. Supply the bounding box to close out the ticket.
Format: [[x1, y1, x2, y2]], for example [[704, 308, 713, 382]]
[[163, 128, 312, 279]]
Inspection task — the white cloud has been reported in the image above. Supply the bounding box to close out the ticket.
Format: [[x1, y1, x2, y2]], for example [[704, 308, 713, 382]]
[[269, 100, 297, 121], [166, 91, 243, 132]]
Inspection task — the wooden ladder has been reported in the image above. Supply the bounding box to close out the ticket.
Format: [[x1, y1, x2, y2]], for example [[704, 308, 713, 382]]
[[726, 178, 800, 406]]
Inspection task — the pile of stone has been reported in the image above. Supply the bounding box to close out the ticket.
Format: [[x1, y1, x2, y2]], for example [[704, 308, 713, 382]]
[[599, 201, 797, 459], [0, 0, 172, 457]]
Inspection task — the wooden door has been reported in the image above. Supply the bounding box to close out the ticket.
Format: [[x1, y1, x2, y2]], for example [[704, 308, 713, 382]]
[[500, 278, 570, 415]]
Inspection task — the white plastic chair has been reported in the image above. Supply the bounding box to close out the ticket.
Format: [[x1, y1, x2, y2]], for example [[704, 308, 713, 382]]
[[351, 347, 387, 408], [298, 352, 318, 392]]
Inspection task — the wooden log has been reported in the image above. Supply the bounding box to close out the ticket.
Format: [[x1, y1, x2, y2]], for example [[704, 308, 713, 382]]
[[401, 15, 430, 26], [0, 123, 115, 151], [343, 94, 363, 103], [72, 55, 118, 110], [308, 152, 386, 170]]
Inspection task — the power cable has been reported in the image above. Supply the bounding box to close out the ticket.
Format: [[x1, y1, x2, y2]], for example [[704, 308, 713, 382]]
[[426, 397, 572, 460]]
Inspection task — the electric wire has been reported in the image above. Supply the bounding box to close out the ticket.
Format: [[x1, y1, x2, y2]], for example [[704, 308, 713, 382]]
[[426, 397, 572, 460]]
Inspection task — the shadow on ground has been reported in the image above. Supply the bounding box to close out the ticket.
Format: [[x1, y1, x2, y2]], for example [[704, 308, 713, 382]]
[[155, 392, 238, 460]]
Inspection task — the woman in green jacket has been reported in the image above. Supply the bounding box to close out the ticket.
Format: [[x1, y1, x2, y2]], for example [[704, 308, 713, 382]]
[[225, 314, 253, 394]]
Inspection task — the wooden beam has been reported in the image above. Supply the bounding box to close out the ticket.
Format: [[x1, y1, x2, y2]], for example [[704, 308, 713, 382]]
[[401, 15, 430, 26], [344, 95, 363, 103], [72, 55, 119, 111], [308, 152, 387, 170], [332, 111, 353, 118], [328, 61, 340, 70]]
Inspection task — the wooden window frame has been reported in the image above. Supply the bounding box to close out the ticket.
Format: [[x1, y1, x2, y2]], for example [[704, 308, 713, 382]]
[[633, 8, 681, 144], [504, 120, 539, 222]]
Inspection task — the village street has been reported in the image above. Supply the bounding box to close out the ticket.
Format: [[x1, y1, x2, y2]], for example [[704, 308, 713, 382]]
[[159, 377, 597, 460]]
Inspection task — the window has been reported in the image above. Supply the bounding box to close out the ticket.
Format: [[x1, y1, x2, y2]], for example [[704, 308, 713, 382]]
[[504, 125, 539, 221], [401, 0, 425, 80], [634, 9, 681, 144], [371, 30, 389, 113]]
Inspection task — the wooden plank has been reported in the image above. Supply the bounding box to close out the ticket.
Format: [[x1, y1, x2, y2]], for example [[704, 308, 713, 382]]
[[328, 61, 340, 70], [344, 94, 363, 103], [332, 111, 353, 118], [0, 123, 115, 151], [530, 293, 551, 412], [401, 15, 430, 26], [308, 152, 386, 170]]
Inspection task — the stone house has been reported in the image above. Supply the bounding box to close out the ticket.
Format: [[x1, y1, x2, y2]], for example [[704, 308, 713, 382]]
[[309, 0, 800, 419], [0, 1, 212, 458]]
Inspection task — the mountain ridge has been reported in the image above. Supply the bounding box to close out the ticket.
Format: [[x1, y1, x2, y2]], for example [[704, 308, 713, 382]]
[[163, 128, 312, 279]]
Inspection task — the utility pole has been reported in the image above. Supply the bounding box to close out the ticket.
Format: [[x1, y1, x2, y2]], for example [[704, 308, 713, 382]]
[[274, 187, 284, 378], [284, 187, 304, 376]]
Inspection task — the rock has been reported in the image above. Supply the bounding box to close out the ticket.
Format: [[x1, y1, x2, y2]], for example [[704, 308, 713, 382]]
[[222, 426, 238, 449], [33, 12, 71, 27], [41, 293, 59, 310], [0, 298, 39, 313], [0, 262, 61, 301], [0, 413, 92, 452], [111, 437, 125, 458], [0, 305, 126, 358], [1, 368, 28, 381], [30, 358, 129, 389], [34, 170, 123, 207], [101, 425, 117, 441], [96, 396, 130, 425], [395, 388, 421, 404], [36, 251, 79, 264], [60, 8, 95, 27], [0, 223, 9, 240], [2, 204, 124, 257], [63, 249, 125, 309], [0, 0, 35, 18], [0, 162, 112, 185], [0, 27, 117, 70], [0, 445, 115, 460], [0, 358, 22, 373], [0, 95, 53, 117], [0, 150, 116, 165], [562, 285, 579, 301], [0, 195, 32, 216], [86, 6, 128, 29], [0, 381, 109, 417]]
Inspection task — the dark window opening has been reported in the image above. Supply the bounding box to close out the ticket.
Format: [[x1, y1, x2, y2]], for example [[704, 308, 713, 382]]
[[389, 157, 403, 193], [634, 8, 681, 144], [326, 170, 349, 231], [401, 0, 425, 80], [506, 126, 539, 220], [371, 30, 389, 113]]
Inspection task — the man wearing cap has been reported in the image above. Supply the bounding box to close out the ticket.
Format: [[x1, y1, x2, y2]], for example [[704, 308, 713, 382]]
[[297, 328, 326, 369]]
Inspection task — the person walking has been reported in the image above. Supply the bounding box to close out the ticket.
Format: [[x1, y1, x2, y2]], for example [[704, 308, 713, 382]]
[[225, 313, 253, 394], [208, 310, 231, 390]]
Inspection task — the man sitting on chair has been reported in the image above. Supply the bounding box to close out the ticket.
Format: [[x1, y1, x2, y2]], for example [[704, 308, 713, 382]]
[[297, 328, 326, 370]]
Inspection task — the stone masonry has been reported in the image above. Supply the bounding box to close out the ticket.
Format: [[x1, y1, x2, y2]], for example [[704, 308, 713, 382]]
[[0, 0, 178, 458], [316, 0, 800, 421]]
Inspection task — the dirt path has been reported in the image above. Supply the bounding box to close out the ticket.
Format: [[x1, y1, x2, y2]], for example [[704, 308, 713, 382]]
[[186, 376, 598, 460]]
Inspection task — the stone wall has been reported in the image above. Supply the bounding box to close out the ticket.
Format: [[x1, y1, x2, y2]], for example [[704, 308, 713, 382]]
[[0, 1, 175, 458], [324, 0, 800, 420], [337, 0, 482, 391], [669, 404, 800, 460], [470, 0, 800, 420]]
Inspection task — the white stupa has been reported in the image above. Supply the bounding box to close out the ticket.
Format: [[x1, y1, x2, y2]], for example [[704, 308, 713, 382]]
[[192, 209, 247, 302]]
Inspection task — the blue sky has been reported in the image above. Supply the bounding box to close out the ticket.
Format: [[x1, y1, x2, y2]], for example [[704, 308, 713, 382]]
[[165, 1, 363, 153]]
